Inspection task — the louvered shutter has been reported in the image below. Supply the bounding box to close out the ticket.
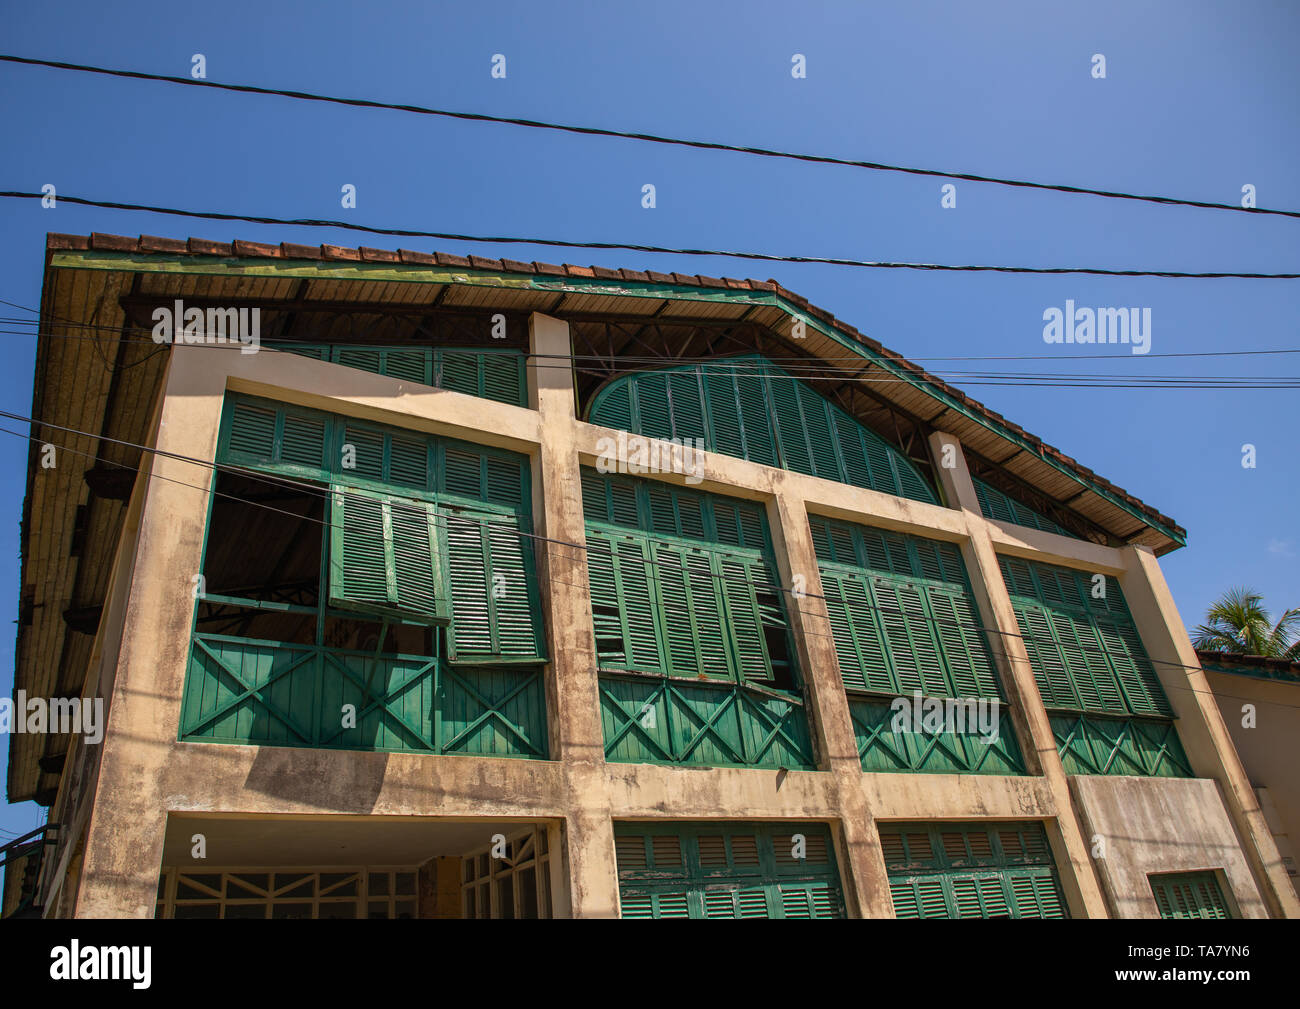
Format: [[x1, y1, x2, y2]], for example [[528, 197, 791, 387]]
[[666, 368, 707, 443], [797, 384, 842, 482], [443, 507, 545, 662], [437, 350, 480, 398], [654, 543, 727, 678], [702, 366, 746, 458], [1150, 872, 1231, 919], [634, 371, 673, 441], [336, 346, 384, 375], [280, 412, 328, 471], [480, 352, 523, 405], [767, 367, 813, 475], [928, 589, 999, 698], [328, 486, 447, 625], [1096, 619, 1171, 716], [821, 571, 867, 691], [733, 364, 777, 467], [587, 356, 938, 502], [614, 823, 843, 919], [883, 823, 1066, 920], [225, 400, 279, 462], [1015, 605, 1078, 708], [586, 529, 663, 672], [718, 553, 777, 683]]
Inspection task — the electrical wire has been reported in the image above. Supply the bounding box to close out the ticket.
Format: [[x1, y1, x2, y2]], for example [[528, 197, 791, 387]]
[[0, 321, 1295, 388], [5, 299, 1300, 364], [4, 191, 1299, 279], [1, 53, 1296, 220]]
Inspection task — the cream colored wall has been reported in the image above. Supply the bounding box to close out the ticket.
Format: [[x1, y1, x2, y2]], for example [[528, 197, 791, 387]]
[[1206, 669, 1300, 897], [1070, 776, 1265, 917], [64, 314, 1299, 918]]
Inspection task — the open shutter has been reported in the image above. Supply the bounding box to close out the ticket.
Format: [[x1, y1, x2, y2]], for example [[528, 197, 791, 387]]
[[928, 588, 1000, 699], [444, 508, 546, 663], [654, 543, 730, 678], [717, 554, 777, 683], [587, 529, 663, 672], [1015, 605, 1079, 709], [329, 486, 447, 625]]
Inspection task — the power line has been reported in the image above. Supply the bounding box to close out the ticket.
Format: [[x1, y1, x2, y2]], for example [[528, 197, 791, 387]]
[[4, 191, 1299, 279], [5, 299, 1299, 364], [3, 325, 1296, 387], [1, 53, 1297, 221], [1, 305, 1298, 388]]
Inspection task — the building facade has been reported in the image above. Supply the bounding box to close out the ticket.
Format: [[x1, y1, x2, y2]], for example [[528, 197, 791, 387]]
[[4, 232, 1297, 919]]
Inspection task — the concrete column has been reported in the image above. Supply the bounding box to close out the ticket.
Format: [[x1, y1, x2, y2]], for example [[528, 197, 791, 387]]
[[1120, 546, 1300, 918], [928, 431, 1110, 919], [76, 347, 229, 917], [766, 479, 893, 917], [526, 312, 619, 917]]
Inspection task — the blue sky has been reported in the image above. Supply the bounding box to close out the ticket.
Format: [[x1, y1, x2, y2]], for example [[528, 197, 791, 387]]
[[0, 0, 1296, 838]]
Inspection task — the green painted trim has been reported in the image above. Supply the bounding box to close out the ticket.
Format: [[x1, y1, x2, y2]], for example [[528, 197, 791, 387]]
[[51, 248, 1182, 545]]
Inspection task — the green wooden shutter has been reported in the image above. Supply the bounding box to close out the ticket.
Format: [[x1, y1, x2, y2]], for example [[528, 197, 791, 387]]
[[928, 589, 999, 698], [666, 369, 707, 442], [974, 477, 1077, 539], [582, 469, 797, 689], [225, 400, 283, 463], [718, 553, 779, 684], [1150, 871, 1232, 919], [1001, 555, 1173, 718], [733, 363, 778, 468], [437, 349, 480, 399], [653, 542, 729, 678], [812, 517, 1001, 700], [768, 367, 813, 474], [586, 529, 664, 672], [614, 823, 845, 919], [702, 365, 746, 458], [797, 383, 842, 482], [586, 355, 937, 503], [634, 371, 673, 441], [881, 823, 1066, 919], [329, 486, 447, 625], [443, 507, 545, 663]]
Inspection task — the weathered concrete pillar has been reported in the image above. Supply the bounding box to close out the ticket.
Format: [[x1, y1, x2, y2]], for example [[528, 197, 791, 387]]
[[76, 347, 228, 917], [928, 431, 1110, 918], [527, 312, 620, 916], [1120, 545, 1300, 918], [766, 480, 893, 917]]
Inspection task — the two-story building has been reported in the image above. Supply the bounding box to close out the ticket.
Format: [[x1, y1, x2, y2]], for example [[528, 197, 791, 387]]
[[4, 231, 1296, 919]]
